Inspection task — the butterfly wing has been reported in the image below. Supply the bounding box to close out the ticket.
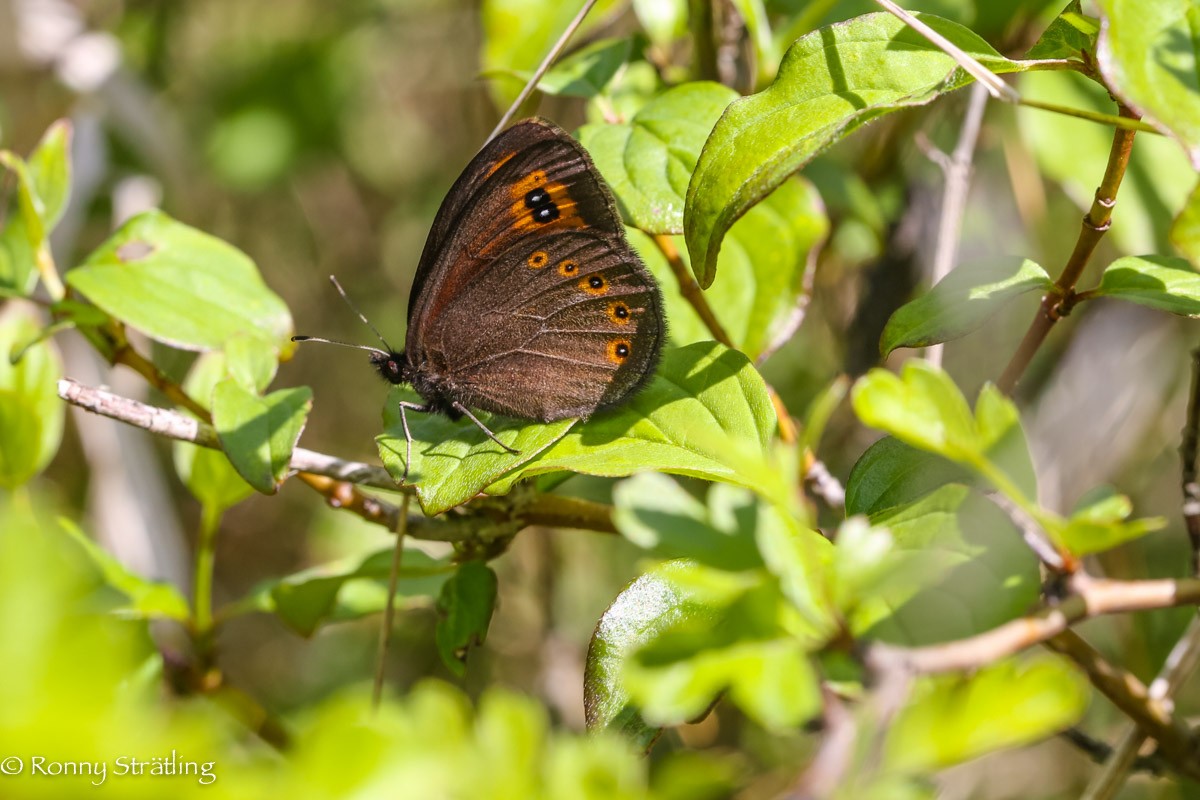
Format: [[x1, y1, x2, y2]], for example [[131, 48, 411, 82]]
[[418, 229, 664, 420], [405, 119, 664, 421], [407, 118, 623, 326]]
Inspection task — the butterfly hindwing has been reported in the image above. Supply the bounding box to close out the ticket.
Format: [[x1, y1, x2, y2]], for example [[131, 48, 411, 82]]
[[418, 229, 664, 420]]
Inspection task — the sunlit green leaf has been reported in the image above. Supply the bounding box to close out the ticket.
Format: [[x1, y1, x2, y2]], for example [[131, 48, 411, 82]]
[[0, 305, 64, 488], [1096, 0, 1200, 169], [886, 654, 1089, 771], [1026, 0, 1098, 60], [685, 12, 1019, 287], [881, 258, 1052, 355], [212, 381, 311, 495], [1095, 255, 1200, 316], [580, 82, 739, 234], [67, 210, 294, 352]]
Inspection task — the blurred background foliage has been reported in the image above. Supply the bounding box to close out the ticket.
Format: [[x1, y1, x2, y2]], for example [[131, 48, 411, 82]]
[[1, 0, 1198, 797]]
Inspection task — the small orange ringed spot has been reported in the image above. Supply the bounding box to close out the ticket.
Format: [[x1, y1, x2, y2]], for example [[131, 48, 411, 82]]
[[608, 339, 631, 363], [527, 250, 549, 268], [558, 259, 578, 276], [607, 302, 631, 324], [580, 274, 608, 295]]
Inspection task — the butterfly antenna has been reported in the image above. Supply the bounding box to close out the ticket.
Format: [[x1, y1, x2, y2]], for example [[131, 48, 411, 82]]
[[290, 335, 389, 360], [327, 274, 395, 353]]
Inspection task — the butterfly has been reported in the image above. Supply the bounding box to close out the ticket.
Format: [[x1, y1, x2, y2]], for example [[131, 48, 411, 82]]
[[295, 119, 665, 478]]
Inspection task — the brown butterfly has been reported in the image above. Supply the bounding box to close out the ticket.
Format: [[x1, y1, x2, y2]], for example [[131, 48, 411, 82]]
[[297, 119, 665, 474]]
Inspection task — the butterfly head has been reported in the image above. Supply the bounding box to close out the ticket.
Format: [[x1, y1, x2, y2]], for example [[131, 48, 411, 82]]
[[370, 349, 408, 385]]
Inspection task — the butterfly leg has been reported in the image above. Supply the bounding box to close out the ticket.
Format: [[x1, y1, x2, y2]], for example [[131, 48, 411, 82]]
[[451, 401, 520, 454], [398, 400, 434, 481]]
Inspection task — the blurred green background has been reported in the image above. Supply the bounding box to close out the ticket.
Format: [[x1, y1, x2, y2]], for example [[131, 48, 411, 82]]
[[2, 0, 1198, 797]]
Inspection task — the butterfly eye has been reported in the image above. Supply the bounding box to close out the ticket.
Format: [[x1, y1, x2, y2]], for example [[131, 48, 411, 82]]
[[527, 251, 549, 268], [558, 260, 578, 276], [608, 339, 631, 363], [607, 302, 631, 324]]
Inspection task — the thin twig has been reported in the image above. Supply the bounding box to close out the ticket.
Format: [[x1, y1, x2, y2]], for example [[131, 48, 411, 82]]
[[998, 105, 1140, 393], [926, 82, 989, 368], [1046, 629, 1200, 782], [867, 573, 1200, 675], [1059, 728, 1165, 776], [488, 0, 600, 141], [985, 491, 1067, 571], [652, 234, 735, 348], [373, 493, 410, 709], [872, 0, 1016, 101], [58, 378, 620, 538], [1080, 596, 1200, 795]]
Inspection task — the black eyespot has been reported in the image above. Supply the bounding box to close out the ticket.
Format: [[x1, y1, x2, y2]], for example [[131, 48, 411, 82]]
[[589, 276, 604, 289], [525, 188, 551, 208], [563, 261, 577, 273], [615, 343, 629, 358], [614, 305, 629, 318], [533, 204, 559, 223]]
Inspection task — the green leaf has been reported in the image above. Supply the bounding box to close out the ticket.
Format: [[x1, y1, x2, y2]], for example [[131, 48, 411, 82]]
[[585, 562, 713, 750], [1026, 0, 1099, 60], [631, 176, 827, 361], [612, 473, 765, 570], [519, 38, 634, 98], [58, 519, 190, 621], [885, 654, 1089, 772], [66, 210, 294, 352], [684, 12, 1018, 287], [1173, 179, 1200, 267], [502, 342, 778, 492], [239, 547, 452, 636], [1095, 254, 1200, 315], [1096, 0, 1200, 170], [173, 353, 255, 511], [632, 0, 687, 48], [1022, 70, 1193, 254], [480, 0, 623, 107], [224, 332, 279, 392], [212, 381, 312, 495], [377, 390, 575, 515], [853, 486, 1039, 644], [754, 510, 836, 640], [880, 258, 1052, 355], [851, 361, 1036, 505], [846, 437, 972, 517], [436, 561, 499, 677], [1054, 486, 1167, 556], [0, 305, 64, 488], [26, 119, 72, 231], [579, 82, 740, 234], [623, 577, 820, 730]]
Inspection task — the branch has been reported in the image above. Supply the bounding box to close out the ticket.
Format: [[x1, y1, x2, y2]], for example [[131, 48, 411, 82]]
[[998, 105, 1140, 393], [925, 82, 989, 368], [58, 378, 619, 540], [1046, 629, 1200, 782], [867, 573, 1200, 675], [652, 234, 734, 349]]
